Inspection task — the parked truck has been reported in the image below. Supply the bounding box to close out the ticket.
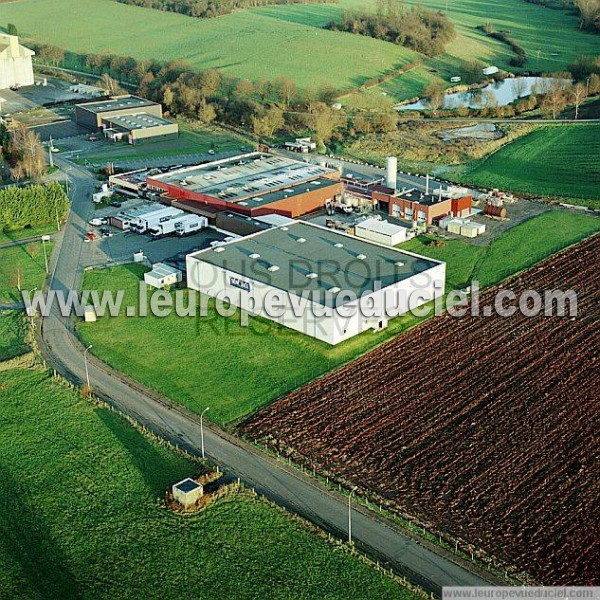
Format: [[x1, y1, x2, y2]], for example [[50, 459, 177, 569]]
[[130, 207, 183, 234], [149, 214, 206, 238], [175, 215, 208, 236]]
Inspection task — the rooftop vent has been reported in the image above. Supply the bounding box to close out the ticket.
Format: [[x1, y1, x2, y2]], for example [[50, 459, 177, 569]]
[[357, 254, 367, 260], [281, 227, 289, 231], [306, 272, 318, 279], [329, 286, 341, 294], [334, 242, 344, 248], [214, 247, 225, 253], [249, 253, 260, 259], [297, 237, 306, 244], [395, 261, 405, 267], [268, 265, 280, 272]]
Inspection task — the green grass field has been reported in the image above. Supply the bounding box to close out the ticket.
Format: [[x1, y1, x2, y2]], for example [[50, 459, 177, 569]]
[[0, 241, 52, 304], [0, 311, 30, 361], [400, 210, 600, 288], [457, 124, 600, 208], [78, 210, 598, 425], [0, 367, 413, 600], [5, 0, 598, 101], [5, 0, 418, 90]]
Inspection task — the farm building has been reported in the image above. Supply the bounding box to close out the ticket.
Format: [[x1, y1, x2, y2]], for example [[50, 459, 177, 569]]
[[373, 187, 473, 226], [144, 263, 182, 289], [74, 95, 164, 130], [186, 221, 445, 345], [0, 34, 34, 90], [102, 113, 178, 145], [147, 153, 343, 219], [354, 217, 411, 246]]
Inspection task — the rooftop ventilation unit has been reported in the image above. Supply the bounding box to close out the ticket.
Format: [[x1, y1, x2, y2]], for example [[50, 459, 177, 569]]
[[238, 202, 248, 206], [334, 242, 344, 248], [395, 261, 405, 267], [297, 238, 306, 244], [249, 253, 260, 259], [268, 265, 279, 272], [357, 254, 367, 260], [214, 247, 225, 253], [306, 272, 318, 279], [329, 286, 341, 294], [281, 227, 289, 231]]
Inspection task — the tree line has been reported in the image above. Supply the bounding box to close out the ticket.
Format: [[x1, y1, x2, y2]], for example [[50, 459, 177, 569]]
[[0, 183, 69, 233], [326, 1, 456, 57], [114, 0, 332, 19], [524, 0, 600, 32]]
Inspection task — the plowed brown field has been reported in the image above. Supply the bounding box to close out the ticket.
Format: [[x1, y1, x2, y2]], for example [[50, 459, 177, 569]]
[[242, 235, 600, 585]]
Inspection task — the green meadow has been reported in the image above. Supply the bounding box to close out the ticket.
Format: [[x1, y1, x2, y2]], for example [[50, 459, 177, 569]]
[[0, 367, 414, 600]]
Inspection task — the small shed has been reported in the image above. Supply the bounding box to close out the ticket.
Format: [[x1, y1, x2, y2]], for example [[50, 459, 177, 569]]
[[447, 220, 464, 235], [172, 478, 204, 508], [144, 263, 182, 289], [355, 217, 408, 246]]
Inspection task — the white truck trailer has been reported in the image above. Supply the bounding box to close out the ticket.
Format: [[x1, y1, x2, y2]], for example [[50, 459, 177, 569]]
[[130, 207, 183, 234], [175, 215, 208, 236], [149, 214, 206, 238]]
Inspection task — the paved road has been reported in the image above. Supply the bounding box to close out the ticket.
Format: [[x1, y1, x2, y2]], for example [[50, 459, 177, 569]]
[[38, 157, 502, 595]]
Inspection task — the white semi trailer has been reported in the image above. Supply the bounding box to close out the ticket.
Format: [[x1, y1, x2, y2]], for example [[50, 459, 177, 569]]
[[149, 214, 207, 238], [175, 215, 208, 236], [130, 207, 183, 234]]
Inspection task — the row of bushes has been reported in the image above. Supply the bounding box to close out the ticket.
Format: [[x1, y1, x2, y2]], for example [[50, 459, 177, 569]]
[[114, 0, 333, 19], [478, 24, 527, 68], [0, 183, 69, 233]]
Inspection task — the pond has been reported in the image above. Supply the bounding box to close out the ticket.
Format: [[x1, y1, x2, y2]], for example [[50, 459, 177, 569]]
[[398, 77, 566, 111]]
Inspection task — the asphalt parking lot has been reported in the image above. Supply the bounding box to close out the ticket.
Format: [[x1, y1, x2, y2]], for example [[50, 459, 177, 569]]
[[81, 203, 227, 271]]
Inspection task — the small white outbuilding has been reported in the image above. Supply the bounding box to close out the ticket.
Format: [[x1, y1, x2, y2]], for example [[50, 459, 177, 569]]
[[172, 478, 204, 508], [144, 263, 182, 289], [354, 217, 409, 246]]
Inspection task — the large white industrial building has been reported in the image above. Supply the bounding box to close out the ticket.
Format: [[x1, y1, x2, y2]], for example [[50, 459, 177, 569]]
[[0, 34, 34, 90], [187, 221, 445, 345]]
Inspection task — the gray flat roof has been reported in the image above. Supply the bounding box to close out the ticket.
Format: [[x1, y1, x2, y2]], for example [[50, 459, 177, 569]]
[[76, 95, 159, 114], [174, 478, 201, 493], [189, 221, 442, 306], [103, 112, 175, 131], [149, 153, 338, 204]]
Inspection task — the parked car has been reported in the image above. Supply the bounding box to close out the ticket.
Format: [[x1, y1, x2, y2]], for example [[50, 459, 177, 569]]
[[89, 217, 108, 226], [84, 231, 98, 242], [88, 135, 98, 142], [110, 201, 122, 208], [100, 227, 113, 238], [208, 149, 216, 155]]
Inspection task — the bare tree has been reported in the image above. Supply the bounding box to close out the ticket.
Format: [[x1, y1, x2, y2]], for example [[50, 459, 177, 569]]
[[570, 82, 588, 119], [512, 77, 527, 99], [541, 83, 568, 119], [304, 102, 342, 144], [573, 0, 600, 31], [424, 81, 445, 116], [8, 123, 46, 181], [99, 73, 124, 96]]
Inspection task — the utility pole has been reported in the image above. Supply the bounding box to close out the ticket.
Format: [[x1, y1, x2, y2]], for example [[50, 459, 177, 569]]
[[41, 235, 50, 273], [200, 407, 210, 459], [48, 136, 54, 168], [84, 344, 93, 388]]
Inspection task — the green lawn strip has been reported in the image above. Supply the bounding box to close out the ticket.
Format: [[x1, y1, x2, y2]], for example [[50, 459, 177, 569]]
[[0, 242, 53, 304], [0, 367, 413, 600], [0, 223, 57, 245], [0, 312, 30, 361], [458, 124, 600, 209]]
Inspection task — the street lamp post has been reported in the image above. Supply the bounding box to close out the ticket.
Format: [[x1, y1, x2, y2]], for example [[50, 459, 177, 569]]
[[83, 344, 93, 388], [200, 407, 210, 459], [41, 235, 50, 274]]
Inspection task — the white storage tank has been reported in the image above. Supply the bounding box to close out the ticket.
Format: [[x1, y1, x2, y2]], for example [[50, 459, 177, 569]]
[[386, 157, 397, 190]]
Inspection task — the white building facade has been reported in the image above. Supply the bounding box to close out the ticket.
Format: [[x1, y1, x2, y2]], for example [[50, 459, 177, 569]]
[[0, 35, 35, 90], [186, 222, 445, 345]]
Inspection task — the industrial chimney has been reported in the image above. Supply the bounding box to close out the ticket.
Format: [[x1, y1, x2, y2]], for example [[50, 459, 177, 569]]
[[386, 156, 397, 191]]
